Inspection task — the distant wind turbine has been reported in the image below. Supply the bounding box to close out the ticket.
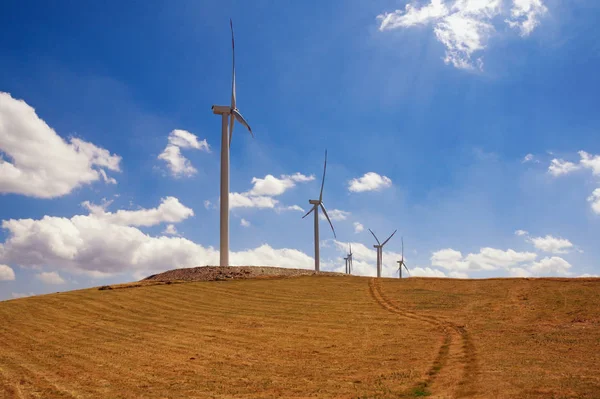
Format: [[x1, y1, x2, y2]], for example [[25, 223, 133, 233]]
[[344, 255, 349, 274], [212, 19, 254, 267], [369, 229, 397, 278], [302, 150, 336, 271], [347, 243, 353, 274], [397, 237, 410, 278]]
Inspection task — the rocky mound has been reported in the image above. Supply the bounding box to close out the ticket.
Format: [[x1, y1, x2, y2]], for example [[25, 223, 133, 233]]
[[142, 266, 343, 282]]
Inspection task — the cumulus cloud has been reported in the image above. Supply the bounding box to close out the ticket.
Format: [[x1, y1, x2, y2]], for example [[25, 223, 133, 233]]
[[588, 189, 600, 215], [36, 271, 65, 285], [81, 196, 194, 226], [509, 267, 532, 277], [240, 218, 250, 227], [548, 158, 580, 176], [505, 0, 549, 36], [354, 222, 364, 233], [348, 172, 392, 193], [249, 173, 314, 196], [579, 151, 600, 176], [0, 204, 316, 278], [229, 192, 279, 209], [377, 0, 547, 70], [529, 235, 573, 254], [410, 267, 447, 277], [320, 209, 350, 221], [228, 172, 313, 210], [529, 256, 572, 276], [0, 264, 15, 281], [431, 247, 537, 273], [158, 129, 210, 177], [276, 205, 305, 213], [0, 92, 121, 198], [162, 224, 179, 235]]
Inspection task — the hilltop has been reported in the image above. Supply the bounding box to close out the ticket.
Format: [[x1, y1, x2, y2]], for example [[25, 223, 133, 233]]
[[1, 274, 599, 398]]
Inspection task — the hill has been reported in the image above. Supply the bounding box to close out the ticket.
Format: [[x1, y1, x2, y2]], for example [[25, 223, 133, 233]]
[[1, 273, 599, 398]]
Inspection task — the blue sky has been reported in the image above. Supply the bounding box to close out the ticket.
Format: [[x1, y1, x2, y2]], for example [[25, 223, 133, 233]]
[[1, 0, 599, 300]]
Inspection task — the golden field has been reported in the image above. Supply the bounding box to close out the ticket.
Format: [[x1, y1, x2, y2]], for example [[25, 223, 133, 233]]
[[1, 275, 599, 398]]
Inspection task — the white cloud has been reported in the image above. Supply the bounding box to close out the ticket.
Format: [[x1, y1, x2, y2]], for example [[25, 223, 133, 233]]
[[509, 267, 532, 277], [0, 264, 15, 281], [229, 192, 279, 209], [0, 204, 318, 277], [204, 200, 214, 210], [354, 222, 364, 233], [529, 235, 573, 254], [522, 153, 538, 163], [0, 92, 121, 198], [377, 0, 547, 70], [348, 172, 392, 193], [320, 209, 350, 222], [228, 172, 313, 210], [529, 256, 572, 276], [514, 229, 529, 236], [578, 273, 600, 278], [249, 173, 314, 197], [579, 151, 600, 176], [158, 129, 210, 178], [588, 189, 600, 215], [410, 267, 448, 277], [162, 224, 178, 235], [378, 0, 449, 29], [240, 218, 250, 227], [449, 271, 469, 278], [431, 247, 537, 272], [548, 158, 580, 176], [276, 205, 305, 213], [36, 271, 66, 285], [81, 196, 194, 227], [505, 0, 548, 36]]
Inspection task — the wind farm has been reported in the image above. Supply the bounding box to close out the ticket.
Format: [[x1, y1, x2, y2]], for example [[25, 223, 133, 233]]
[[2, 8, 600, 399]]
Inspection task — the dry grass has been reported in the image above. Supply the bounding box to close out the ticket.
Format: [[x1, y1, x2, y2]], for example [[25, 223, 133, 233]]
[[1, 275, 599, 398]]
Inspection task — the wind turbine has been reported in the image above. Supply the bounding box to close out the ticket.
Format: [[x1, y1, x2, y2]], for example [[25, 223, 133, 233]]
[[347, 243, 353, 274], [369, 229, 397, 278], [212, 19, 254, 267], [302, 150, 336, 271], [397, 237, 410, 278], [344, 255, 349, 274]]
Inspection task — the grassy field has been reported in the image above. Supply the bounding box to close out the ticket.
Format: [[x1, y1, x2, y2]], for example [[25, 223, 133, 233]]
[[1, 275, 599, 398]]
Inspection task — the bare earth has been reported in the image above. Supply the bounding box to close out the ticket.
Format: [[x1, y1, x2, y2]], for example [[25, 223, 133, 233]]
[[0, 267, 599, 398]]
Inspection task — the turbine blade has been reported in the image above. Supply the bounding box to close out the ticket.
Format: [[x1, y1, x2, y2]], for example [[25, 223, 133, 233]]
[[231, 109, 253, 137], [349, 243, 352, 255], [229, 19, 236, 147], [401, 237, 404, 261], [301, 206, 315, 219], [404, 264, 410, 276], [320, 203, 336, 239], [382, 229, 397, 246], [319, 150, 327, 202], [368, 229, 380, 245]]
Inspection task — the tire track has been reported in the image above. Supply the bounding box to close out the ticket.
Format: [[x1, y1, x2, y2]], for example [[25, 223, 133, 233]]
[[369, 278, 478, 398]]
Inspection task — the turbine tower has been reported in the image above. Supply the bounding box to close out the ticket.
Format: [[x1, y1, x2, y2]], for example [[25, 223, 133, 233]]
[[212, 19, 253, 267], [369, 229, 397, 278], [397, 237, 410, 278], [347, 243, 353, 275], [344, 255, 349, 274], [302, 150, 336, 271]]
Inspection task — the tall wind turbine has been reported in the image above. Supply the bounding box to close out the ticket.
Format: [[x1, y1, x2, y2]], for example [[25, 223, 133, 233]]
[[369, 229, 397, 278], [347, 243, 353, 275], [397, 237, 410, 278], [302, 150, 336, 271], [212, 19, 254, 267], [344, 255, 349, 274]]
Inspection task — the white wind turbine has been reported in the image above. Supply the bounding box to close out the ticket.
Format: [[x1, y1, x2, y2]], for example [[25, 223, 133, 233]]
[[344, 255, 349, 274], [302, 150, 336, 271], [347, 243, 353, 274], [369, 229, 397, 278], [397, 237, 410, 278], [212, 19, 254, 267]]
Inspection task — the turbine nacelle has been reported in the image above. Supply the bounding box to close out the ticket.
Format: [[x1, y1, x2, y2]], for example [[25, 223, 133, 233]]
[[309, 199, 320, 205]]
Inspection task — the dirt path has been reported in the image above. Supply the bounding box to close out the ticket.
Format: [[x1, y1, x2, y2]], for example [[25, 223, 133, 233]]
[[369, 278, 479, 398]]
